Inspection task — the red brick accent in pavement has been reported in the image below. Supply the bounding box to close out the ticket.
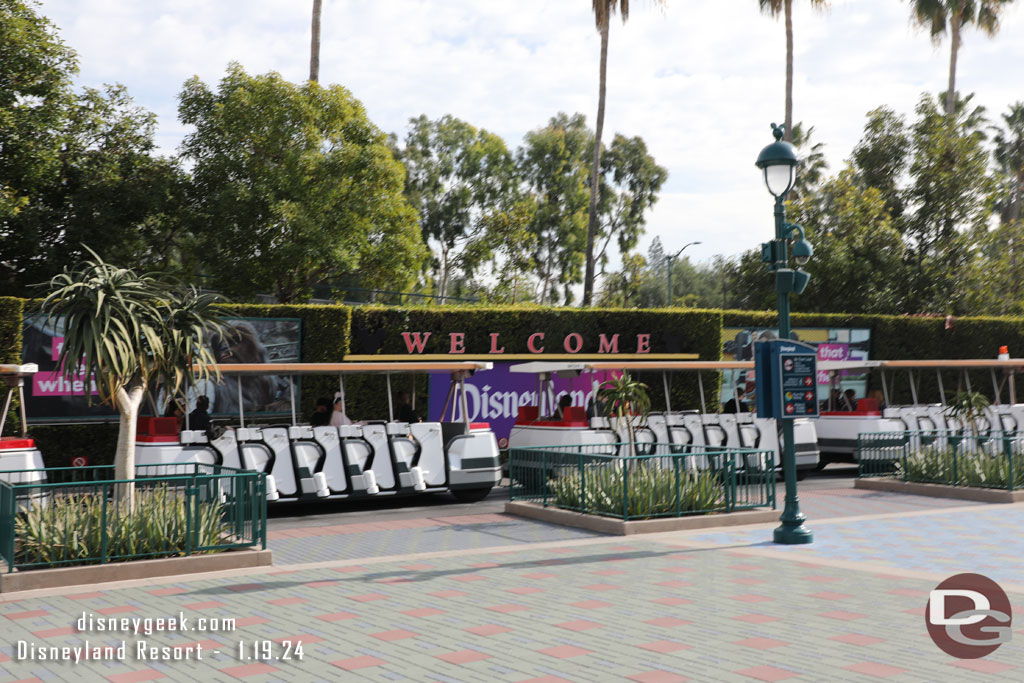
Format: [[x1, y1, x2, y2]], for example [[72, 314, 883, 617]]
[[637, 641, 691, 653], [809, 591, 854, 600], [147, 587, 186, 596], [371, 629, 418, 641], [522, 572, 558, 579], [486, 603, 528, 613], [5, 609, 49, 620], [183, 601, 227, 610], [219, 663, 279, 677], [829, 633, 885, 646], [843, 662, 908, 678], [948, 660, 1016, 674], [581, 583, 621, 591], [435, 649, 491, 664], [645, 617, 692, 628], [505, 586, 544, 594], [730, 594, 774, 603], [538, 645, 593, 658], [736, 665, 801, 681], [106, 670, 166, 683], [267, 597, 308, 606], [403, 607, 445, 617], [465, 624, 512, 636], [97, 605, 138, 615], [555, 620, 603, 631], [428, 590, 468, 598], [651, 597, 691, 606], [570, 600, 614, 609], [734, 637, 789, 650], [732, 614, 782, 623], [820, 610, 868, 620], [32, 626, 76, 638], [626, 672, 691, 683], [224, 583, 264, 592], [348, 592, 389, 602], [316, 611, 359, 622], [272, 634, 324, 644], [67, 592, 106, 600], [332, 655, 386, 671], [233, 616, 270, 627]]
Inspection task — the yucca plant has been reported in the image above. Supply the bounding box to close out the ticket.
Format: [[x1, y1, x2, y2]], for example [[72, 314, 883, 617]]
[[945, 390, 991, 441], [35, 250, 231, 508], [597, 372, 651, 458], [14, 485, 229, 567], [896, 440, 1024, 489]]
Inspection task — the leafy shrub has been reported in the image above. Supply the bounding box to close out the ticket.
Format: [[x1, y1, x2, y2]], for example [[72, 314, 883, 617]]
[[15, 484, 229, 567], [896, 443, 1024, 489], [548, 461, 726, 519]]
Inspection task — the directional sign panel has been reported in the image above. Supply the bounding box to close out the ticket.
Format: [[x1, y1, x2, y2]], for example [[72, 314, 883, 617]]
[[777, 342, 819, 419]]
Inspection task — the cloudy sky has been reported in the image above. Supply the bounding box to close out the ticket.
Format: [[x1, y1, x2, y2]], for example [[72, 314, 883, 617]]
[[37, 0, 1024, 267]]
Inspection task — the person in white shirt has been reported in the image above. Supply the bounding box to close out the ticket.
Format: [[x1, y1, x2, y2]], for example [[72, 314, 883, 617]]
[[329, 394, 353, 426]]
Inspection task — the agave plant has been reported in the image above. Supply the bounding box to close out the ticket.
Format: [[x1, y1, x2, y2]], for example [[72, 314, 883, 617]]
[[597, 372, 651, 458]]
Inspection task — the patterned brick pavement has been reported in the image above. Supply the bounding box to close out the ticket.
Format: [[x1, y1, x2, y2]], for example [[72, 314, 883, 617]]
[[0, 494, 1019, 682]]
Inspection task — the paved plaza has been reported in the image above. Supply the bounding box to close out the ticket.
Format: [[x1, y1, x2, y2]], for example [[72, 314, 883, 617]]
[[1, 486, 1021, 682]]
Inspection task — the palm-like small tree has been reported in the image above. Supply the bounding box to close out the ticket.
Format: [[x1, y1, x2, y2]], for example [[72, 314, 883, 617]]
[[945, 390, 990, 440], [758, 0, 830, 142], [908, 0, 1016, 118], [597, 372, 651, 456], [37, 251, 228, 506]]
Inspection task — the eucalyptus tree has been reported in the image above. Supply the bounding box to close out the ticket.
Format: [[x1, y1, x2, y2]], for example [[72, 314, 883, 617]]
[[757, 0, 830, 142], [908, 0, 1016, 117], [37, 251, 228, 506]]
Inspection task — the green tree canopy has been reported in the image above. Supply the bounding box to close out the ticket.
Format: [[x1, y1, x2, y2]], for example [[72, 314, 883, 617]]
[[179, 64, 425, 302]]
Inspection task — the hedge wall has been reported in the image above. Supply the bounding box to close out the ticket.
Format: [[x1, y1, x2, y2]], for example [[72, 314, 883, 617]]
[[349, 306, 725, 415], [722, 310, 1024, 405]]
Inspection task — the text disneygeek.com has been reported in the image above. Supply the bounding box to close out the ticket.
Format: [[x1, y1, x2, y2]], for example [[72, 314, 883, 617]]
[[15, 611, 305, 663]]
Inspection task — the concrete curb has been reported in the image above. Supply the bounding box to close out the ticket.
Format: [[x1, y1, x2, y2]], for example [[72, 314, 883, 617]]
[[854, 477, 1024, 503], [0, 549, 273, 593], [505, 501, 779, 535]]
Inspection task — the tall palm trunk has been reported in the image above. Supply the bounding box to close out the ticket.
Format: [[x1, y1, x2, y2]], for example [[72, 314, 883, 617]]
[[784, 0, 793, 141], [946, 10, 961, 117], [310, 0, 323, 82], [583, 21, 610, 306]]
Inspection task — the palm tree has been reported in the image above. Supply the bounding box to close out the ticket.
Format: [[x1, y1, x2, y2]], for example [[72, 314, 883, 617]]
[[994, 102, 1024, 224], [37, 251, 228, 506], [758, 0, 829, 142], [310, 0, 323, 82], [908, 0, 1015, 117], [788, 121, 828, 202], [583, 0, 664, 306]]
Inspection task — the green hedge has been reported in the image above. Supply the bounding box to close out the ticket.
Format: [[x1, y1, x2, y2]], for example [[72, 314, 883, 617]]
[[722, 310, 1024, 405]]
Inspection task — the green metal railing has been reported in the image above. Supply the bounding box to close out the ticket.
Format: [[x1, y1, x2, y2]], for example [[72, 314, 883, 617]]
[[509, 443, 775, 520], [858, 430, 1023, 491], [0, 463, 266, 573]]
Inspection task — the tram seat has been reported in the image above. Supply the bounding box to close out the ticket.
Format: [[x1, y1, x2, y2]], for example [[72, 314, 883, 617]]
[[857, 398, 880, 413], [563, 407, 587, 423], [516, 406, 540, 423], [137, 417, 179, 442]]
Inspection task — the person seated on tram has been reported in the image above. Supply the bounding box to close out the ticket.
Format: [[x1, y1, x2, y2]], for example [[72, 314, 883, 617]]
[[311, 397, 332, 427], [330, 393, 353, 426], [722, 387, 747, 413], [396, 391, 420, 423], [841, 389, 857, 411], [868, 388, 887, 411], [188, 395, 213, 439], [555, 394, 573, 421]]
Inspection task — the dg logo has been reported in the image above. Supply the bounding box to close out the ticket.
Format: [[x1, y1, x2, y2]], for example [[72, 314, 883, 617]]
[[926, 573, 1012, 659]]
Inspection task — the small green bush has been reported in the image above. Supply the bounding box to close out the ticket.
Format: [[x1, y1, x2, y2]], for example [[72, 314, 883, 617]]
[[548, 461, 726, 519], [15, 484, 229, 567]]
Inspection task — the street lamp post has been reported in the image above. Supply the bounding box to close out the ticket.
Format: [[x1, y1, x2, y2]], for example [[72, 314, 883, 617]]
[[665, 241, 702, 306], [756, 123, 814, 545]]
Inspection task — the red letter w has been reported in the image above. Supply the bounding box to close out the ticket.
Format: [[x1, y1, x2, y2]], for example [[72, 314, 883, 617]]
[[401, 332, 432, 354]]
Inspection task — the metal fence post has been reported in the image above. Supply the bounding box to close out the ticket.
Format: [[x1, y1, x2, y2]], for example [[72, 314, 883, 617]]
[[622, 457, 630, 521], [1005, 433, 1015, 492], [542, 451, 548, 508], [579, 451, 586, 514], [674, 454, 681, 518], [100, 483, 109, 564], [952, 438, 959, 486]]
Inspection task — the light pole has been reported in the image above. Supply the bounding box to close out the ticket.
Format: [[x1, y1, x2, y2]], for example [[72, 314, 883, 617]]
[[756, 123, 814, 545], [665, 241, 701, 306]]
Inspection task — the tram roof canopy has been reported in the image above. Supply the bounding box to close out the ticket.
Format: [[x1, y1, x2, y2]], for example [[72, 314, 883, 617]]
[[0, 364, 38, 376], [196, 361, 493, 376]]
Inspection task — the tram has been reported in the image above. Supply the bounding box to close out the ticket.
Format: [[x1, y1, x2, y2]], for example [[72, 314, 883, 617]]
[[0, 364, 46, 483], [135, 361, 501, 503]]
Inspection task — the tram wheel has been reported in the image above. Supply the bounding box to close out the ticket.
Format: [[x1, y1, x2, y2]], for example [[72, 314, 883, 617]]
[[451, 487, 493, 503]]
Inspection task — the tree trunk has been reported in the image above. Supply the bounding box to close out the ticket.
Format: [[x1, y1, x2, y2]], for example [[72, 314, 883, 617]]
[[583, 21, 610, 306], [438, 247, 449, 303], [310, 0, 323, 83], [946, 10, 961, 118], [114, 380, 146, 510], [784, 0, 793, 141]]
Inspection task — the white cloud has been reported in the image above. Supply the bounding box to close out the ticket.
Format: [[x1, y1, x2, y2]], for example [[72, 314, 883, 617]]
[[36, 0, 1024, 270]]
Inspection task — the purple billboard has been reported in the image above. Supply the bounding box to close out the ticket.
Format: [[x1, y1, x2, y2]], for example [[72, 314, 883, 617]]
[[428, 364, 617, 448]]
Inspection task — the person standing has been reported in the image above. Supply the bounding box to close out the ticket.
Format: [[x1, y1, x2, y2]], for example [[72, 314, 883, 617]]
[[396, 391, 419, 423]]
